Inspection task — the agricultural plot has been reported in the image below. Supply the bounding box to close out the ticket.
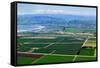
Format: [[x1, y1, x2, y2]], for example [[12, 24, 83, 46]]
[[17, 44, 49, 52], [64, 28, 96, 33], [75, 56, 96, 61], [17, 33, 97, 65], [17, 36, 84, 54], [78, 37, 96, 56], [17, 53, 96, 65], [33, 55, 75, 64], [33, 43, 82, 55], [17, 56, 37, 65], [83, 38, 96, 47], [79, 48, 95, 56]]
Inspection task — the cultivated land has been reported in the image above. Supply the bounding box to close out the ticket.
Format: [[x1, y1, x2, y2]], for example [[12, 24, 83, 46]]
[[17, 31, 96, 65]]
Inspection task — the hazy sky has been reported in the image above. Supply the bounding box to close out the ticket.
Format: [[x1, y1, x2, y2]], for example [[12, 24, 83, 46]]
[[17, 3, 96, 16]]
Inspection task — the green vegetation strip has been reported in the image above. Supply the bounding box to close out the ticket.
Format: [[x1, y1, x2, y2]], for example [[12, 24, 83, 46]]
[[75, 56, 96, 61], [33, 55, 74, 64], [17, 56, 37, 65], [17, 44, 49, 52], [64, 28, 96, 33], [17, 53, 96, 65], [79, 48, 95, 56], [33, 43, 83, 55]]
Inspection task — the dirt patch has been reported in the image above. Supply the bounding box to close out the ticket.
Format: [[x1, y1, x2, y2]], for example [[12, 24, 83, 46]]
[[17, 52, 43, 58]]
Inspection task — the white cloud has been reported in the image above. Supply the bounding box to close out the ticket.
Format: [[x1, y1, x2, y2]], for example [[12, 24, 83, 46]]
[[18, 9, 96, 16], [32, 9, 95, 16]]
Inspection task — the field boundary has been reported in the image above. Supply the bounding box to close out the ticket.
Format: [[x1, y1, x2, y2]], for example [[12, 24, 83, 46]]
[[17, 52, 95, 57]]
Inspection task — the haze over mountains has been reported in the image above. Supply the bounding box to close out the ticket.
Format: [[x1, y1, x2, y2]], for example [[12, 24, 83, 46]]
[[17, 14, 96, 33]]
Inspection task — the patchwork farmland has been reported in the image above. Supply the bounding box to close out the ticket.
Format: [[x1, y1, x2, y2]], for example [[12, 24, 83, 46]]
[[16, 3, 97, 65], [17, 33, 96, 65]]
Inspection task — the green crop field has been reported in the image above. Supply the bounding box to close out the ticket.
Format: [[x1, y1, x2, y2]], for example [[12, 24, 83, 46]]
[[64, 28, 96, 33], [17, 36, 84, 54], [75, 56, 96, 61], [17, 33, 96, 65], [33, 55, 96, 64], [17, 54, 96, 65], [17, 44, 49, 52], [33, 55, 75, 64], [79, 48, 95, 56], [17, 56, 37, 65]]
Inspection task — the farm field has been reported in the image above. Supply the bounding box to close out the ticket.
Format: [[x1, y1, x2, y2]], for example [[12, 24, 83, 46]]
[[64, 28, 96, 33], [17, 53, 96, 65], [17, 56, 37, 65], [17, 33, 96, 65], [16, 3, 97, 65], [83, 37, 96, 47]]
